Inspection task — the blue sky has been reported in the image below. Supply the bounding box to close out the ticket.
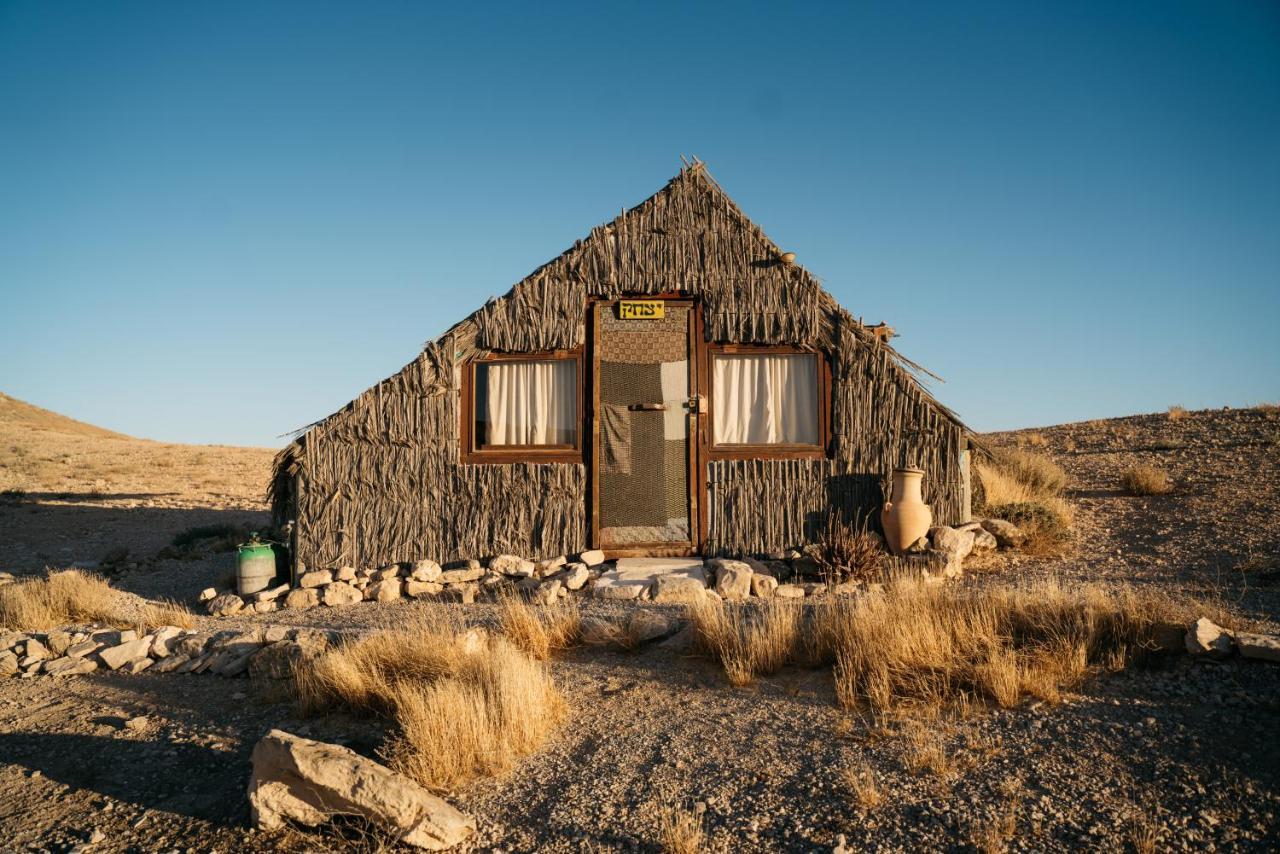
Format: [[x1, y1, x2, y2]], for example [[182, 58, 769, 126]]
[[2, 1, 1277, 447]]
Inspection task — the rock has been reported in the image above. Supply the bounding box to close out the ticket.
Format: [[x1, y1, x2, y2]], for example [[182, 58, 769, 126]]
[[627, 610, 677, 645], [65, 639, 104, 659], [1186, 617, 1232, 658], [579, 616, 620, 646], [284, 587, 320, 609], [578, 549, 607, 567], [410, 560, 442, 582], [374, 565, 402, 580], [248, 635, 325, 680], [149, 626, 183, 658], [198, 587, 218, 602], [23, 638, 50, 662], [530, 579, 562, 606], [742, 557, 772, 576], [536, 555, 567, 577], [264, 625, 292, 644], [151, 653, 190, 673], [440, 583, 478, 604], [213, 650, 256, 677], [335, 566, 357, 582], [980, 518, 1026, 548], [552, 563, 590, 591], [248, 729, 475, 850], [98, 638, 154, 670], [652, 573, 707, 604], [254, 600, 279, 613], [45, 630, 73, 656], [0, 650, 18, 677], [439, 565, 485, 584], [970, 528, 998, 551], [592, 570, 649, 600], [125, 715, 149, 731], [299, 570, 333, 588], [751, 573, 779, 599], [367, 579, 403, 603], [709, 559, 752, 601], [322, 582, 363, 607], [905, 535, 931, 554], [44, 656, 98, 677], [173, 633, 210, 658], [255, 584, 290, 603], [801, 582, 828, 597], [207, 593, 245, 616], [488, 555, 534, 578], [1234, 632, 1280, 663], [405, 580, 443, 599], [775, 584, 805, 599], [791, 556, 822, 577], [929, 526, 976, 576], [121, 657, 154, 675]]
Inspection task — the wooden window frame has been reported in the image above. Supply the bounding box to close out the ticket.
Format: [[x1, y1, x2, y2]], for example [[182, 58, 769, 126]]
[[705, 344, 832, 461], [460, 349, 586, 465]]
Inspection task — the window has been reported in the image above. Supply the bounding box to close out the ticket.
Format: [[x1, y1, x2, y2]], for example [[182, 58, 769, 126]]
[[710, 350, 826, 453], [464, 354, 582, 462]]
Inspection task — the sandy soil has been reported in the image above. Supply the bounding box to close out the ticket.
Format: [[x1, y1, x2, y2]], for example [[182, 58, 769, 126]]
[[1, 400, 1278, 852]]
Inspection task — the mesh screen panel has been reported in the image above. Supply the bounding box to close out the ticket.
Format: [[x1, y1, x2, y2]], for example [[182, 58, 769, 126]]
[[598, 305, 690, 546]]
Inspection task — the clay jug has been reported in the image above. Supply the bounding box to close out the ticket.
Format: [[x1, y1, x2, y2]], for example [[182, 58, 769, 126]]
[[881, 467, 932, 556]]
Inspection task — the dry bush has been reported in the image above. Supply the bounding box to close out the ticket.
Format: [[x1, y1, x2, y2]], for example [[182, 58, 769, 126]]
[[0, 569, 123, 630], [496, 595, 580, 660], [841, 762, 885, 810], [970, 794, 1019, 854], [1121, 464, 1173, 496], [811, 578, 1204, 715], [1167, 405, 1188, 420], [810, 511, 885, 583], [976, 447, 1073, 554], [1020, 432, 1048, 448], [295, 612, 564, 792], [901, 723, 955, 778], [687, 598, 802, 686], [140, 598, 197, 630], [658, 806, 704, 854]]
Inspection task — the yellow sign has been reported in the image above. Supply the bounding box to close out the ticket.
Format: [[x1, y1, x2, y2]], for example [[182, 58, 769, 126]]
[[618, 300, 664, 320]]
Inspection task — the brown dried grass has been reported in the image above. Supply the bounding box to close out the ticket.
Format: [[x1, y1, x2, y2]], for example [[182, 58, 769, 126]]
[[140, 598, 197, 630], [658, 805, 704, 854], [841, 762, 885, 810], [976, 447, 1073, 554], [686, 598, 802, 686], [1121, 464, 1173, 496], [293, 611, 564, 792], [0, 569, 123, 630], [496, 595, 581, 660], [1167, 405, 1188, 420]]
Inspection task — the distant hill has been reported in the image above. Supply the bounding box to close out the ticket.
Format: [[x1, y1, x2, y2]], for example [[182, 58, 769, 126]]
[[0, 392, 274, 506]]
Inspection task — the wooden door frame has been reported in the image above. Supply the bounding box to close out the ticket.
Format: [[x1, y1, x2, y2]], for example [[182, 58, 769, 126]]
[[588, 296, 703, 557]]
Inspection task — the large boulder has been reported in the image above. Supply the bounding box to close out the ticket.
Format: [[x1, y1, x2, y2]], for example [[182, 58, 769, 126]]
[[410, 560, 442, 582], [284, 587, 320, 609], [323, 582, 363, 607], [366, 579, 403, 603], [929, 526, 976, 577], [652, 573, 707, 604], [751, 573, 779, 599], [249, 730, 474, 850], [709, 559, 752, 601], [1235, 632, 1280, 663], [1186, 617, 1232, 658], [979, 518, 1026, 549]]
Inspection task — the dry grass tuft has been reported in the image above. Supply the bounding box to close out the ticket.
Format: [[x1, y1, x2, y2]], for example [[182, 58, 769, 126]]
[[294, 611, 564, 792], [658, 806, 704, 854], [686, 598, 802, 686], [976, 447, 1073, 554], [841, 762, 886, 810], [1167, 405, 1188, 420], [970, 793, 1020, 854], [496, 595, 581, 661], [902, 723, 956, 778], [140, 598, 197, 630], [1121, 464, 1173, 496], [1020, 431, 1049, 448], [809, 511, 886, 583], [0, 569, 124, 630]]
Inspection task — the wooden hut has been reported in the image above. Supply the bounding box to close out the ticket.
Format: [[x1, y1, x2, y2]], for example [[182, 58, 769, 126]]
[[271, 162, 970, 571]]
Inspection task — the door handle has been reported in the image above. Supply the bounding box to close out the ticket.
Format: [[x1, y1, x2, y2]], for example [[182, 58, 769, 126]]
[[628, 403, 668, 411]]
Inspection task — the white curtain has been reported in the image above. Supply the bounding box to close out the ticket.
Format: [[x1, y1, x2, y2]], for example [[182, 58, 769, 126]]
[[482, 360, 577, 445], [713, 354, 819, 444]]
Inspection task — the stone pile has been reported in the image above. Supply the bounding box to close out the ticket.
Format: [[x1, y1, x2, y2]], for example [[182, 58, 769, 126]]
[[0, 623, 334, 681]]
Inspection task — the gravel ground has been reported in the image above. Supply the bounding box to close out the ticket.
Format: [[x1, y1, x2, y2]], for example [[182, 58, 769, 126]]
[[1, 406, 1278, 851]]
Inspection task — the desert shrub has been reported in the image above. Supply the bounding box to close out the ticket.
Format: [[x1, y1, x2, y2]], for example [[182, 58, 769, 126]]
[[496, 595, 581, 660], [0, 569, 122, 630], [294, 612, 564, 792], [1019, 432, 1048, 448], [810, 511, 885, 583], [841, 762, 885, 810], [1167, 405, 1188, 420], [659, 806, 704, 854], [691, 578, 1214, 715], [141, 598, 197, 630], [686, 598, 802, 686], [975, 447, 1073, 553], [1121, 464, 1173, 496]]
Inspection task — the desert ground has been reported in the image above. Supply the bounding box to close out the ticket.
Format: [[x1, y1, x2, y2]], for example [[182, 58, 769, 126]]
[[1, 392, 1278, 852]]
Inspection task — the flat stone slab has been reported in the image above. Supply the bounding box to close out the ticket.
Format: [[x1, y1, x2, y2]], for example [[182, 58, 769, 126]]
[[595, 558, 706, 601]]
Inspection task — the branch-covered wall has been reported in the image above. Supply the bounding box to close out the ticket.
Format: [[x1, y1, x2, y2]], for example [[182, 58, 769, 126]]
[[275, 166, 967, 569]]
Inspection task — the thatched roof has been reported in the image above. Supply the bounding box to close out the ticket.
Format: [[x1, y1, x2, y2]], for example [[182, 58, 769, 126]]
[[269, 161, 969, 507]]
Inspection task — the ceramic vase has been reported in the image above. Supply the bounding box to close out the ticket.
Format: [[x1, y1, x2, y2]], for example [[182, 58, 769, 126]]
[[881, 467, 932, 556]]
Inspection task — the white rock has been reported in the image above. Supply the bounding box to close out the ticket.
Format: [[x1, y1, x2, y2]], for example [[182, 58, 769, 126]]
[[298, 570, 333, 588], [410, 560, 442, 582], [98, 638, 153, 670], [439, 565, 485, 584], [249, 729, 475, 850], [44, 656, 97, 677], [284, 587, 320, 609], [751, 573, 779, 598], [335, 566, 358, 582], [552, 563, 590, 591], [488, 555, 534, 578], [367, 578, 403, 603], [322, 582, 363, 607], [149, 626, 183, 658], [255, 584, 290, 603], [536, 555, 567, 576], [980, 518, 1026, 548], [405, 580, 443, 599], [1233, 632, 1280, 663], [0, 650, 18, 677], [22, 638, 49, 662], [530, 579, 562, 606], [578, 549, 607, 567], [709, 559, 752, 601], [207, 592, 245, 616], [198, 587, 218, 602], [1185, 617, 1232, 658], [652, 573, 707, 604]]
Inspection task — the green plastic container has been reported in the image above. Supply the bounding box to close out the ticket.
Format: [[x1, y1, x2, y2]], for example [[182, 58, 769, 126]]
[[236, 534, 276, 596]]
